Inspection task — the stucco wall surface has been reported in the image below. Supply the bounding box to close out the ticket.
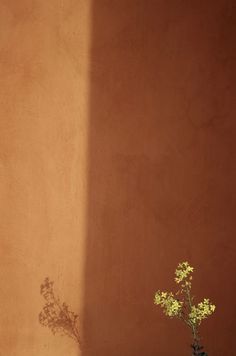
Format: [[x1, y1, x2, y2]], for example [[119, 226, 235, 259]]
[[0, 1, 236, 356], [0, 1, 91, 355], [84, 1, 236, 355]]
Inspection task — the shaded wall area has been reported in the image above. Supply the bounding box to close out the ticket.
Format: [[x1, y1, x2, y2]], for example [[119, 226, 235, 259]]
[[83, 1, 236, 355]]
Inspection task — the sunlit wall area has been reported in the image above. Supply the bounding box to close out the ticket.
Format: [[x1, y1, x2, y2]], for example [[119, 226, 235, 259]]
[[0, 1, 91, 355]]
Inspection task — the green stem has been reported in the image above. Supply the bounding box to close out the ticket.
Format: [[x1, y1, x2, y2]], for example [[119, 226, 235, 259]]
[[185, 286, 198, 340]]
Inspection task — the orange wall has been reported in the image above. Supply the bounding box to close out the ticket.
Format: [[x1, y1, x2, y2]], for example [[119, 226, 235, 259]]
[[0, 1, 91, 355], [0, 1, 236, 356]]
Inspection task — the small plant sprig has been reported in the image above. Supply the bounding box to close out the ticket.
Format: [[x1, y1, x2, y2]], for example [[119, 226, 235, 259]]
[[154, 262, 216, 356], [39, 277, 81, 348]]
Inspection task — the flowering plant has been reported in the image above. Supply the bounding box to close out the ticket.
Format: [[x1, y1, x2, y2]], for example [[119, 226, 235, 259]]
[[154, 262, 215, 356]]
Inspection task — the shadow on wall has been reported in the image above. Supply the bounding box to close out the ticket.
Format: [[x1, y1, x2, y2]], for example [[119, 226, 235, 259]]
[[82, 1, 236, 355]]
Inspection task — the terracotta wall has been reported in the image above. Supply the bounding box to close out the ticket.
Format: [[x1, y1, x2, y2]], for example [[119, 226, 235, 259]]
[[0, 1, 91, 355], [83, 1, 236, 355], [0, 1, 235, 356]]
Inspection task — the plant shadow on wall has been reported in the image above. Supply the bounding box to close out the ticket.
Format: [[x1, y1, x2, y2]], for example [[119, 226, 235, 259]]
[[39, 278, 81, 351], [154, 262, 216, 356]]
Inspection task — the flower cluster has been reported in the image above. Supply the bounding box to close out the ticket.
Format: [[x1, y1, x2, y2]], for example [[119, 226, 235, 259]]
[[154, 291, 183, 317], [154, 261, 216, 355], [39, 278, 81, 347], [175, 261, 193, 285], [189, 299, 216, 325]]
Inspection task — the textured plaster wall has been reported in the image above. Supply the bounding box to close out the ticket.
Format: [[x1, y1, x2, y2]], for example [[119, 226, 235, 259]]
[[0, 1, 91, 355], [0, 1, 236, 356], [83, 1, 236, 355]]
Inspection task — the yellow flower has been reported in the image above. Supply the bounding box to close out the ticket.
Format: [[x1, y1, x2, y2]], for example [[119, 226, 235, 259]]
[[154, 261, 216, 334], [175, 261, 194, 284], [189, 299, 216, 325], [154, 290, 183, 317]]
